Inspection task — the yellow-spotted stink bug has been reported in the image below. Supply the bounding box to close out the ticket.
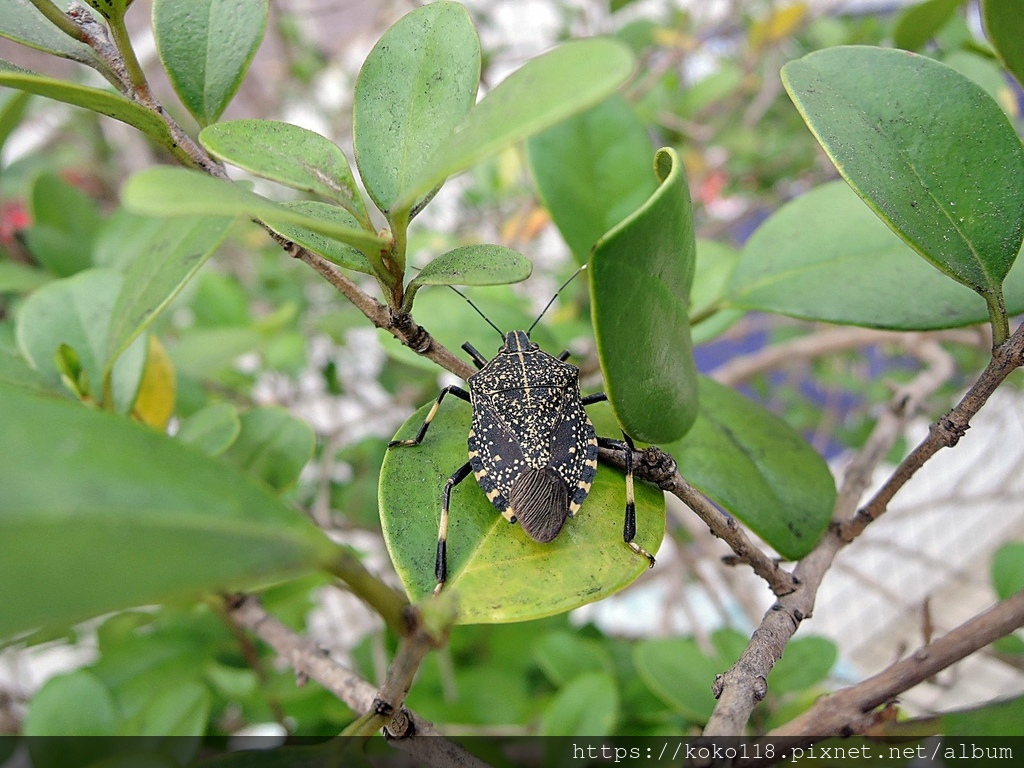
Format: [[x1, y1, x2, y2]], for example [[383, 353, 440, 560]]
[[388, 268, 656, 593]]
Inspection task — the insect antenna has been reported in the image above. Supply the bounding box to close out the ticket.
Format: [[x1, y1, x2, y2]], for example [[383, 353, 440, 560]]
[[447, 285, 505, 340], [527, 263, 587, 337]]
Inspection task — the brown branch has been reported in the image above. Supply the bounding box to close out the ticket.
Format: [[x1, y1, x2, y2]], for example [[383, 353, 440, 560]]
[[703, 338, 964, 736], [769, 589, 1024, 739], [226, 595, 490, 768], [597, 446, 797, 596]]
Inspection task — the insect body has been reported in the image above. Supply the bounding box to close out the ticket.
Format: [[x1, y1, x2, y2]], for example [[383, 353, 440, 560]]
[[389, 329, 656, 593]]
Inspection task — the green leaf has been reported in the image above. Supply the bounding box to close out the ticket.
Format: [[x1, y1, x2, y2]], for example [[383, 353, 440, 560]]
[[0, 259, 50, 293], [396, 38, 636, 212], [15, 268, 147, 411], [153, 0, 268, 125], [539, 671, 619, 736], [663, 377, 836, 561], [591, 147, 697, 444], [782, 47, 1024, 336], [0, 0, 106, 70], [691, 239, 743, 344], [893, 0, 964, 51], [121, 167, 389, 256], [0, 88, 30, 154], [634, 638, 719, 723], [125, 682, 211, 736], [23, 670, 120, 735], [261, 201, 375, 275], [176, 402, 241, 455], [943, 695, 1024, 736], [0, 325, 60, 396], [0, 384, 336, 637], [379, 398, 665, 623], [221, 407, 315, 493], [405, 245, 532, 309], [0, 61, 182, 160], [767, 636, 837, 694], [24, 171, 102, 277], [983, 0, 1024, 88], [533, 630, 614, 687], [105, 215, 234, 370], [199, 120, 367, 222], [527, 94, 657, 262], [353, 1, 480, 215], [730, 181, 1024, 329], [991, 542, 1024, 600]]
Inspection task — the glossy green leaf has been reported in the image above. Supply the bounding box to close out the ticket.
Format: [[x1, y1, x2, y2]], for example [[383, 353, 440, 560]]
[[893, 0, 964, 51], [527, 94, 657, 261], [991, 542, 1024, 599], [0, 61, 180, 158], [942, 50, 1015, 106], [983, 0, 1024, 88], [0, 0, 106, 70], [221, 407, 315, 492], [262, 201, 374, 275], [539, 671, 619, 736], [691, 239, 743, 344], [767, 636, 837, 694], [353, 1, 480, 214], [634, 638, 719, 723], [405, 245, 532, 309], [396, 38, 636, 212], [663, 377, 836, 560], [153, 0, 268, 125], [121, 167, 388, 255], [23, 670, 119, 735], [379, 398, 665, 623], [591, 147, 697, 444], [15, 268, 147, 412], [533, 630, 614, 687], [730, 181, 1024, 329], [0, 384, 336, 637], [199, 120, 367, 221], [176, 402, 241, 455], [106, 215, 234, 369], [782, 47, 1024, 331]]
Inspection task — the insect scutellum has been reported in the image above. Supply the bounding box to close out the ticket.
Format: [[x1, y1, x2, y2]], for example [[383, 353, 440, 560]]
[[388, 262, 655, 593]]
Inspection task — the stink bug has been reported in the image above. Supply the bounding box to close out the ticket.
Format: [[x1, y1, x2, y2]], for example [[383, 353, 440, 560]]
[[388, 270, 656, 593]]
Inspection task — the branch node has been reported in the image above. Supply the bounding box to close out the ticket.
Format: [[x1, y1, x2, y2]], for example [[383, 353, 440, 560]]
[[712, 674, 725, 699], [753, 676, 768, 701], [383, 707, 416, 740]]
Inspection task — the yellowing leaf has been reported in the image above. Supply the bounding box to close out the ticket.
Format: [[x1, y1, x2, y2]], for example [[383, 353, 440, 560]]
[[750, 4, 807, 48], [132, 336, 176, 430]]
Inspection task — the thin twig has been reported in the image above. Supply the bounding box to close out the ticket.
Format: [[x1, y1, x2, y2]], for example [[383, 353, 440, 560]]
[[225, 595, 490, 768], [703, 338, 964, 736], [769, 589, 1024, 739], [712, 327, 985, 387]]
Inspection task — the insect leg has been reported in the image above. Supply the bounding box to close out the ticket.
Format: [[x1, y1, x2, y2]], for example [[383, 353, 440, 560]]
[[581, 392, 608, 407], [436, 461, 473, 593], [557, 350, 571, 362], [461, 342, 489, 370], [388, 385, 470, 448], [597, 434, 656, 568]]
